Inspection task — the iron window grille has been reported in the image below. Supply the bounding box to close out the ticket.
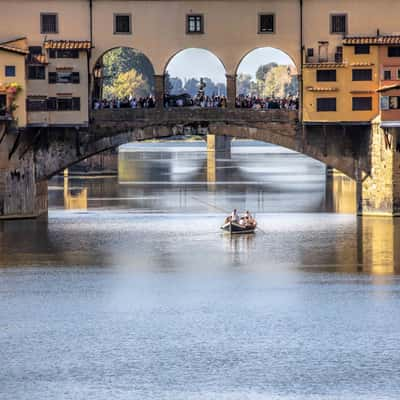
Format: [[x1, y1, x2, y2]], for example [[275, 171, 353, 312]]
[[330, 14, 347, 34], [187, 15, 204, 34], [41, 13, 58, 34], [259, 14, 275, 34], [28, 66, 46, 80], [114, 14, 131, 34]]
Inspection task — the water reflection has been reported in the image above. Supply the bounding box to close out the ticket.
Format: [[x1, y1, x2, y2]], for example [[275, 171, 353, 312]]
[[325, 169, 356, 214], [63, 173, 87, 210]]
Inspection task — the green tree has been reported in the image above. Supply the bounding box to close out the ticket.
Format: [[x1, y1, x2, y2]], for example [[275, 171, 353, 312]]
[[102, 47, 155, 95], [255, 63, 278, 96], [263, 66, 292, 98], [103, 69, 150, 99]]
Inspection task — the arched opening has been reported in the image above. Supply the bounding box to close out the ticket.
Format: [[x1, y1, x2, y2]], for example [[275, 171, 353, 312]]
[[235, 47, 299, 110], [92, 47, 155, 109], [164, 48, 227, 107]]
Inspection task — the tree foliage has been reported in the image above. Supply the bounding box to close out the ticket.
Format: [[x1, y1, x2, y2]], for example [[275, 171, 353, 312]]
[[102, 47, 155, 96], [103, 69, 150, 99], [263, 66, 296, 98]]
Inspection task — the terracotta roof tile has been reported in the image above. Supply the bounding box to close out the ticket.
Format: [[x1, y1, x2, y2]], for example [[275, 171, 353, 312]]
[[0, 44, 29, 55], [343, 35, 400, 45], [44, 40, 91, 50], [28, 54, 48, 65], [377, 84, 400, 93]]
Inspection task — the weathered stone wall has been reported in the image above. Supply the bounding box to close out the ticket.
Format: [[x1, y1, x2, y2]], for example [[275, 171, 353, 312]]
[[357, 124, 400, 216], [71, 149, 118, 174], [0, 122, 47, 219]]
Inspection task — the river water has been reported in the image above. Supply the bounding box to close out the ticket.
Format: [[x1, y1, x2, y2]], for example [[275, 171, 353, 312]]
[[1, 141, 400, 400]]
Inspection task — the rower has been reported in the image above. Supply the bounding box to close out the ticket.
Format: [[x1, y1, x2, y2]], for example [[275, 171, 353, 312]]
[[231, 209, 239, 223]]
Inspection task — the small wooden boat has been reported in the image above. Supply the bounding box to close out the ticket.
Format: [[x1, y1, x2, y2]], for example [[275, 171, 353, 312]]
[[221, 220, 256, 234]]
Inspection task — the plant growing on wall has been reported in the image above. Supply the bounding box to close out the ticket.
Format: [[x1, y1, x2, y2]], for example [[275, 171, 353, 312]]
[[4, 83, 22, 117]]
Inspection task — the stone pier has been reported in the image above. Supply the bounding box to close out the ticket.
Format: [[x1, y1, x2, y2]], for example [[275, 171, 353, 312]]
[[0, 125, 47, 219], [357, 124, 400, 216]]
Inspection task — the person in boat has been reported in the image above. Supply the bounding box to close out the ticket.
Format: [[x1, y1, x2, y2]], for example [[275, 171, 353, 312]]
[[231, 209, 239, 223]]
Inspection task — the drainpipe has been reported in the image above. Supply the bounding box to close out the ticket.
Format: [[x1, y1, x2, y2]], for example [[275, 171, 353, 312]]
[[88, 0, 93, 118], [299, 0, 304, 123]]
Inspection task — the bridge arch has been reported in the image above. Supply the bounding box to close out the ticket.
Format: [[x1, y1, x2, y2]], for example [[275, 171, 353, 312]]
[[92, 46, 156, 103], [164, 48, 227, 98], [234, 47, 299, 77], [234, 47, 299, 101]]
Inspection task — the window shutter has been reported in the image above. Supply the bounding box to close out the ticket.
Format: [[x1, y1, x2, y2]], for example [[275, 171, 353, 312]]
[[317, 98, 337, 112], [72, 97, 81, 111], [48, 72, 57, 84], [316, 70, 337, 82], [72, 72, 80, 84], [352, 97, 372, 111], [47, 97, 57, 111]]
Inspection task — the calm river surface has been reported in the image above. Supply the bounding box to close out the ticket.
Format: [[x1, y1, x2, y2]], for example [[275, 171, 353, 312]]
[[1, 141, 400, 400]]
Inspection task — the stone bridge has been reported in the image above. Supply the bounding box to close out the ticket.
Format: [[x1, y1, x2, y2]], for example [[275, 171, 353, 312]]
[[35, 108, 366, 181], [0, 107, 398, 219]]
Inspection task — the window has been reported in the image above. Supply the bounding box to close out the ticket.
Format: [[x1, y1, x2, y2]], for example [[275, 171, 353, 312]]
[[335, 46, 343, 63], [46, 97, 81, 111], [355, 45, 370, 54], [388, 47, 400, 57], [330, 14, 347, 34], [384, 70, 392, 80], [28, 66, 46, 80], [114, 14, 131, 34], [187, 15, 203, 34], [49, 71, 80, 84], [29, 46, 42, 57], [398, 69, 400, 80], [316, 69, 336, 82], [41, 13, 58, 34], [317, 98, 337, 112], [26, 97, 47, 111], [5, 66, 16, 77], [49, 49, 79, 59], [307, 48, 314, 57], [352, 69, 372, 81], [352, 97, 372, 111], [389, 96, 400, 109], [259, 14, 275, 34]]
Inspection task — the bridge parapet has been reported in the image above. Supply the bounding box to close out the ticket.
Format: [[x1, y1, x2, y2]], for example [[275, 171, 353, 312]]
[[91, 108, 299, 128]]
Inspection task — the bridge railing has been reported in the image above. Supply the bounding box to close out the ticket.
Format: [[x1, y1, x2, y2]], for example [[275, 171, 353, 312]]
[[91, 108, 299, 124]]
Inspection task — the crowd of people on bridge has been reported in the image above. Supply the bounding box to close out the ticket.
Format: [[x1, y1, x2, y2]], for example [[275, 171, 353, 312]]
[[93, 94, 299, 111], [235, 95, 299, 110], [93, 96, 156, 110]]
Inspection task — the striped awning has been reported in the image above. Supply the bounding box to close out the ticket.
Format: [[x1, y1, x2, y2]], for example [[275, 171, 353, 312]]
[[44, 40, 91, 50], [306, 87, 339, 92], [304, 63, 346, 69], [343, 35, 400, 45]]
